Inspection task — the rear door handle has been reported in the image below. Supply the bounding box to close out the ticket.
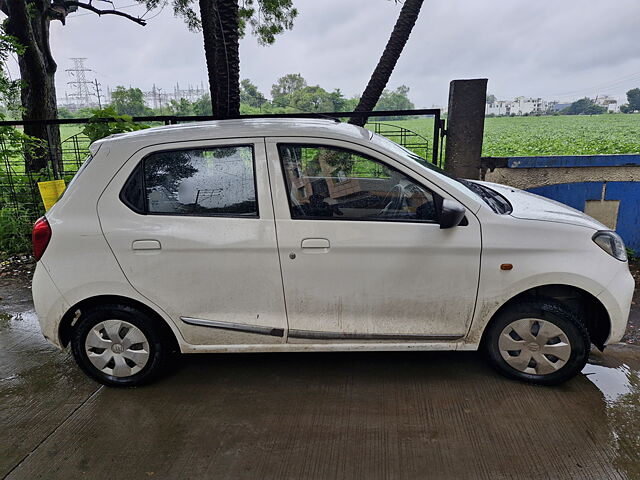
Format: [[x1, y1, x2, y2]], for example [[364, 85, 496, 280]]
[[132, 240, 161, 251], [301, 238, 330, 252]]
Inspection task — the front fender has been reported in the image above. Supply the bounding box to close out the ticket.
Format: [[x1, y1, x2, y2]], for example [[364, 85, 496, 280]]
[[465, 271, 609, 346]]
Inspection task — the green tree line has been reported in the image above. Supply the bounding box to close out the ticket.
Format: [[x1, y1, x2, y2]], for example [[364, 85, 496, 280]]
[[58, 74, 416, 119]]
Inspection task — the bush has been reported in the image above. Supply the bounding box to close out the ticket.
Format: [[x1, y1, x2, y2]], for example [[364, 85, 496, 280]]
[[0, 207, 33, 256], [82, 107, 148, 143]]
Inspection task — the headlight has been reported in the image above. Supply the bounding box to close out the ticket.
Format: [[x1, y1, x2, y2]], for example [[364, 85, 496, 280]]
[[592, 231, 627, 261]]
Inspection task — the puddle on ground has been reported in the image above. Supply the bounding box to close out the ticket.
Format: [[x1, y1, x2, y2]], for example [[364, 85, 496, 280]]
[[582, 363, 633, 402], [0, 309, 39, 331]]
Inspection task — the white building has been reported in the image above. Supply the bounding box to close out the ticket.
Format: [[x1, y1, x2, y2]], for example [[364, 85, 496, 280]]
[[594, 95, 619, 113], [486, 96, 550, 116]]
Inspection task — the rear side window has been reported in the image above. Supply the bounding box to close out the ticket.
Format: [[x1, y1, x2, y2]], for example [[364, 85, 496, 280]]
[[121, 146, 258, 217]]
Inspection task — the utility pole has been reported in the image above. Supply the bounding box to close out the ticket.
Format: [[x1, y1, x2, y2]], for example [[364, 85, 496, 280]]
[[93, 79, 103, 108], [444, 79, 488, 180]]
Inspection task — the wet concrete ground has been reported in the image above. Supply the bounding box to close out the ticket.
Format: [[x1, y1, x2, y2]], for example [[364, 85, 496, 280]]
[[1, 279, 639, 480]]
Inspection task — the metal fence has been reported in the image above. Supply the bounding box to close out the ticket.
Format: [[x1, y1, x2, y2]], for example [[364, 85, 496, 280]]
[[0, 109, 443, 228]]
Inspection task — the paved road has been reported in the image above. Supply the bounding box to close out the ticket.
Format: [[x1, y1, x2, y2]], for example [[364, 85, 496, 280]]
[[1, 279, 639, 480]]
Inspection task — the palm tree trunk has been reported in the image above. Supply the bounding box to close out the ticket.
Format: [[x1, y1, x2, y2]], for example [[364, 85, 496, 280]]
[[199, 0, 219, 116], [199, 0, 240, 119], [349, 0, 424, 127]]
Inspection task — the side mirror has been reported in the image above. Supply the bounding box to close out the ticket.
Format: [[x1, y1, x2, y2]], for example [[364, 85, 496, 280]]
[[439, 198, 466, 229]]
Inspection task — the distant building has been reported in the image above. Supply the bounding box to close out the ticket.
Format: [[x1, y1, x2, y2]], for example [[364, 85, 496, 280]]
[[594, 95, 619, 113], [486, 96, 550, 116]]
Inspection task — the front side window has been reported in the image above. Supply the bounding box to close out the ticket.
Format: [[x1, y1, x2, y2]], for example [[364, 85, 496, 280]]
[[121, 145, 257, 217], [279, 144, 437, 222]]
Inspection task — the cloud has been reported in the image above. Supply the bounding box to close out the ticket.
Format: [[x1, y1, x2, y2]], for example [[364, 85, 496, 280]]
[[6, 0, 640, 107]]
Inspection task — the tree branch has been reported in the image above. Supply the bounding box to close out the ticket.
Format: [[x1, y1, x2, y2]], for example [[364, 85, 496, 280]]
[[62, 1, 147, 25]]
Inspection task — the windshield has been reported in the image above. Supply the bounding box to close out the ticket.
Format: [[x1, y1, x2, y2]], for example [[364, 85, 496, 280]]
[[369, 133, 512, 214]]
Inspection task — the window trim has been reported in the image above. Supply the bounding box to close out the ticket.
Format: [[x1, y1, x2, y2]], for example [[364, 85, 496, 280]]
[[119, 144, 260, 219], [277, 143, 442, 225]]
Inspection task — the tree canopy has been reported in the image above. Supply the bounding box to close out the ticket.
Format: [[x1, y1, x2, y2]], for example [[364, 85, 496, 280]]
[[375, 85, 415, 111], [271, 73, 307, 107], [110, 87, 153, 116], [240, 79, 267, 107], [561, 98, 606, 115], [620, 88, 640, 113]]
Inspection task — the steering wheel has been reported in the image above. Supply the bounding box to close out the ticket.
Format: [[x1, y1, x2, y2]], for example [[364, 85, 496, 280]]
[[378, 184, 404, 216]]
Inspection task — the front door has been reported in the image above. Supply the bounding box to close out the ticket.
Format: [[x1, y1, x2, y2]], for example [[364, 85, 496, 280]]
[[98, 138, 287, 346], [266, 138, 481, 342]]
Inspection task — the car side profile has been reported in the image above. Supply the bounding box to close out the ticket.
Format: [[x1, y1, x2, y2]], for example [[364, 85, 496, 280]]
[[32, 118, 634, 387]]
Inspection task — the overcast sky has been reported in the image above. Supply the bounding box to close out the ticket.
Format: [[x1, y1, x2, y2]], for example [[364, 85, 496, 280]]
[[4, 0, 640, 107]]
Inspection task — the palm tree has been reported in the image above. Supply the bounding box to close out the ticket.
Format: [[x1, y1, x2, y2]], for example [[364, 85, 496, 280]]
[[349, 0, 424, 126], [162, 0, 297, 119], [199, 0, 241, 118]]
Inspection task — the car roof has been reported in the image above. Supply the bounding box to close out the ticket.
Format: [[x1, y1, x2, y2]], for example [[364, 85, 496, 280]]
[[90, 118, 373, 153]]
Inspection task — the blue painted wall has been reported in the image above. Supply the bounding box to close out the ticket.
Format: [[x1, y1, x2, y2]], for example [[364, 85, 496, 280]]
[[605, 182, 640, 252], [528, 182, 603, 211]]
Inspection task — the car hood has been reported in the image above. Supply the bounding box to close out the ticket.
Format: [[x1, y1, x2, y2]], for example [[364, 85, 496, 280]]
[[473, 181, 608, 230]]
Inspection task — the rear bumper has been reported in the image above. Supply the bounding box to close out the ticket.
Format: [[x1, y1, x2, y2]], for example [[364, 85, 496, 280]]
[[32, 264, 69, 349], [597, 265, 635, 345]]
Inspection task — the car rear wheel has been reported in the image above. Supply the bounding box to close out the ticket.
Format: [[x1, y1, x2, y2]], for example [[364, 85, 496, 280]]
[[71, 304, 168, 387], [483, 299, 590, 385]]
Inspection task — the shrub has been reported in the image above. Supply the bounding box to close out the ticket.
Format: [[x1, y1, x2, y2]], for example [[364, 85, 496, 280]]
[[0, 207, 33, 256], [82, 107, 148, 143]]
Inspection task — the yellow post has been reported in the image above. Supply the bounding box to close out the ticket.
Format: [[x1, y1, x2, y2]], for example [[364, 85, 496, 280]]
[[38, 180, 66, 211]]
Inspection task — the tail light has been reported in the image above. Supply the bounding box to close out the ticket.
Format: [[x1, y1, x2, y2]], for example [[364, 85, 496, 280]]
[[32, 217, 52, 261]]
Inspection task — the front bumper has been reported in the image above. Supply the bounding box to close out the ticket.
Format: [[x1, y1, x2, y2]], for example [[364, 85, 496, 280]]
[[597, 265, 635, 344]]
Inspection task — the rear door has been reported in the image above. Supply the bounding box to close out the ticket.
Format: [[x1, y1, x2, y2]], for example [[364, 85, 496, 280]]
[[266, 138, 482, 342], [98, 138, 287, 346]]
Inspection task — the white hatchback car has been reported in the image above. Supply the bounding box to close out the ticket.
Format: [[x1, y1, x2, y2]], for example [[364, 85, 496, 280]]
[[32, 118, 634, 387]]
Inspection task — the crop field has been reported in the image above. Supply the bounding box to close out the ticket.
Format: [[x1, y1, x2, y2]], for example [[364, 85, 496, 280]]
[[4, 114, 640, 174], [391, 113, 640, 157]]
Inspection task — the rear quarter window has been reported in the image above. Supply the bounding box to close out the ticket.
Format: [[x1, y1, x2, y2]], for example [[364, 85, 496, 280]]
[[120, 145, 258, 217]]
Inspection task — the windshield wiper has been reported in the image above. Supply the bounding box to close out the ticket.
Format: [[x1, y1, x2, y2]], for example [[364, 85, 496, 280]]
[[456, 179, 512, 214]]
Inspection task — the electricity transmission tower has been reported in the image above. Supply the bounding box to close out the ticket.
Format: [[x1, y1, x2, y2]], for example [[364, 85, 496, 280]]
[[66, 58, 93, 109]]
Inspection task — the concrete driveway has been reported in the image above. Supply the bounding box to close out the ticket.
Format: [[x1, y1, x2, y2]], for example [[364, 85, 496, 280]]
[[1, 279, 639, 480]]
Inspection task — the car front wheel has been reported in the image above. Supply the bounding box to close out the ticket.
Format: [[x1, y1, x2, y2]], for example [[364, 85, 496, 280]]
[[484, 298, 590, 385], [71, 304, 168, 387]]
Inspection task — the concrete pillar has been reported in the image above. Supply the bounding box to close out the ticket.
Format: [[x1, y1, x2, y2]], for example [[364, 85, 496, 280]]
[[444, 79, 488, 179]]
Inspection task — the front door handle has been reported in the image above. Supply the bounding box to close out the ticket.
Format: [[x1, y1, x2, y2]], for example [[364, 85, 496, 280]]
[[301, 238, 330, 252], [132, 240, 161, 251]]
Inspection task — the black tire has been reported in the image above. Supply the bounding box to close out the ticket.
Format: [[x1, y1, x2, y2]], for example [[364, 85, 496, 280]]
[[483, 298, 590, 385], [71, 304, 168, 387]]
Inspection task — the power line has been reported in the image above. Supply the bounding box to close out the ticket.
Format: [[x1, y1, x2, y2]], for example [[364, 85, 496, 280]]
[[549, 71, 640, 98]]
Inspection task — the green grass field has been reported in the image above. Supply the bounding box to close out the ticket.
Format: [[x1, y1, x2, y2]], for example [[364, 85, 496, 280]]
[[391, 113, 640, 157], [4, 113, 640, 175]]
